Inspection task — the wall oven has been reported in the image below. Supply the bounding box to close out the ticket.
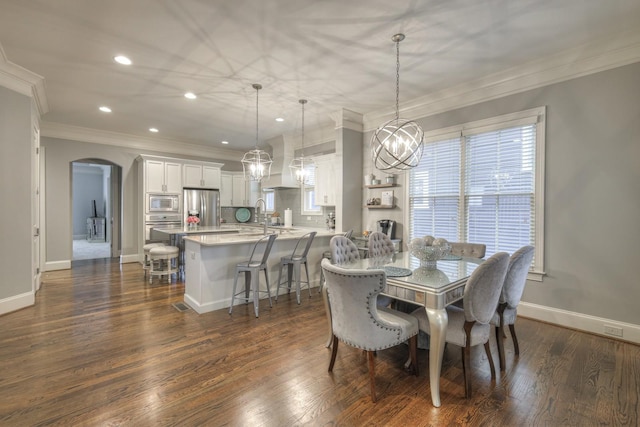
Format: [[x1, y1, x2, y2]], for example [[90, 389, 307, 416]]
[[145, 214, 182, 241], [148, 194, 180, 213]]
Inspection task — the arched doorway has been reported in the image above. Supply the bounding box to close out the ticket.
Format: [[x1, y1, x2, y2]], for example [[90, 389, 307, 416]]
[[71, 159, 122, 261]]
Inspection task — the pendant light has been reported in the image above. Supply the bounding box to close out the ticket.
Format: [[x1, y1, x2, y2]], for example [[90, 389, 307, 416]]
[[289, 99, 314, 184], [371, 34, 424, 172], [242, 83, 273, 182]]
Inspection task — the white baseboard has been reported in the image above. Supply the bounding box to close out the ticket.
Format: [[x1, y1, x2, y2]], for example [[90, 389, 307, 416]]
[[519, 302, 640, 345], [184, 293, 229, 314], [0, 291, 35, 316], [120, 254, 141, 264], [45, 260, 71, 271]]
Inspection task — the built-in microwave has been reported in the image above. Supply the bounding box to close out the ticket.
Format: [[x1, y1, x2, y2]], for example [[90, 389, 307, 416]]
[[148, 194, 180, 213]]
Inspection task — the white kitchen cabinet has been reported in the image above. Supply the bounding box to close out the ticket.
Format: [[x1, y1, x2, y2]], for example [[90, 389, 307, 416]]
[[314, 154, 337, 206], [183, 162, 223, 188], [220, 173, 233, 206], [145, 159, 182, 194], [220, 172, 261, 207]]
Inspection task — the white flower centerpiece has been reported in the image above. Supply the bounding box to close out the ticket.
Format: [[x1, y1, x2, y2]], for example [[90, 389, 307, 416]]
[[407, 236, 451, 270]]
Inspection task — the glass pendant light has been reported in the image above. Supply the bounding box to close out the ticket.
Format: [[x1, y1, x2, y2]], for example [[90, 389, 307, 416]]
[[289, 99, 314, 184], [371, 34, 424, 172], [242, 84, 273, 182]]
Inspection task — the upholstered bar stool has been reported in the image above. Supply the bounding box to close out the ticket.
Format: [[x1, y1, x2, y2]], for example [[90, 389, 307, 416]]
[[148, 245, 179, 284], [143, 242, 165, 278]]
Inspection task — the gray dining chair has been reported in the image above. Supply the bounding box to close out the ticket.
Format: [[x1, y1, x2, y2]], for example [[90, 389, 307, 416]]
[[411, 251, 510, 398], [321, 259, 419, 403], [319, 230, 354, 291], [276, 231, 317, 304], [449, 242, 486, 259], [491, 245, 535, 371], [229, 233, 277, 318], [367, 231, 395, 307]]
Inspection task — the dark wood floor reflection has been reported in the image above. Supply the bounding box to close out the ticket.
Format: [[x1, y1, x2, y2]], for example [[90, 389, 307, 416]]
[[1, 259, 638, 426]]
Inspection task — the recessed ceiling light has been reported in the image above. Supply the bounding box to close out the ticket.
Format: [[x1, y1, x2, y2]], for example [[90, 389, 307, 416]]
[[149, 128, 159, 133], [221, 140, 229, 145], [99, 106, 112, 113], [184, 92, 197, 100], [114, 55, 132, 65], [275, 117, 284, 122]]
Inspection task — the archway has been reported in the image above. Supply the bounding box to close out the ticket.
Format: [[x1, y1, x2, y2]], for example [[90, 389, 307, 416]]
[[70, 159, 122, 262]]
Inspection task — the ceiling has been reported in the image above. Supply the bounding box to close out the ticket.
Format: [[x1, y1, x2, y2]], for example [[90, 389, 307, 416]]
[[1, 0, 640, 152]]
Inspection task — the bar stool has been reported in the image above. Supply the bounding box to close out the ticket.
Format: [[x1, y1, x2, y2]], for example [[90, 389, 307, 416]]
[[143, 242, 165, 278], [148, 245, 179, 284], [229, 233, 278, 318], [276, 231, 317, 304]]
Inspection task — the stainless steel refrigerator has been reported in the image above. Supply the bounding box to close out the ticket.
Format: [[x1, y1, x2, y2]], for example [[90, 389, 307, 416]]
[[183, 187, 220, 227]]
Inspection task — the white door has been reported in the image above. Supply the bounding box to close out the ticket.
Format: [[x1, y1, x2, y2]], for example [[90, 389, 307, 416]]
[[164, 162, 183, 193], [202, 166, 221, 188], [146, 160, 165, 193], [183, 163, 203, 187]]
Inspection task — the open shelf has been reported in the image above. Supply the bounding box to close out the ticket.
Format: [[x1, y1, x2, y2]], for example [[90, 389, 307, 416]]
[[365, 205, 395, 209], [365, 183, 397, 189]]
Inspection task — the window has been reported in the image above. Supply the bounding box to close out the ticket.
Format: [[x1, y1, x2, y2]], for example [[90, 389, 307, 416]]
[[302, 163, 322, 215], [408, 107, 545, 280], [262, 189, 275, 213]]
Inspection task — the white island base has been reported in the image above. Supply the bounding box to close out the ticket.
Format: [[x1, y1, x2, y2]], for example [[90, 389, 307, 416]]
[[183, 231, 333, 314]]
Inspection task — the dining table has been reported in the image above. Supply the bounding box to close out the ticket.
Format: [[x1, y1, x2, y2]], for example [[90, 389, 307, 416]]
[[322, 251, 483, 407]]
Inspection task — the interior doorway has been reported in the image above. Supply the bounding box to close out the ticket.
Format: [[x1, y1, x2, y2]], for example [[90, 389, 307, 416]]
[[71, 160, 122, 261]]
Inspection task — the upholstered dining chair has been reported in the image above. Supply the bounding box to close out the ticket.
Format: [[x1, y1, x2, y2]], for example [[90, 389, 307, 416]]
[[367, 232, 395, 308], [368, 231, 396, 259], [276, 231, 317, 304], [491, 245, 535, 371], [321, 259, 419, 403], [449, 242, 487, 259], [411, 251, 510, 398], [319, 230, 354, 291], [229, 233, 277, 318]]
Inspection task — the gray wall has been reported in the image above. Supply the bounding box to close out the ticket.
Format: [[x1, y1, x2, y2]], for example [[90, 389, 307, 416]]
[[363, 61, 640, 325], [0, 86, 32, 300]]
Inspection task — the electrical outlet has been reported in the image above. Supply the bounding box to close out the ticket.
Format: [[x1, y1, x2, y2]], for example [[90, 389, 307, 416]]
[[603, 325, 623, 337]]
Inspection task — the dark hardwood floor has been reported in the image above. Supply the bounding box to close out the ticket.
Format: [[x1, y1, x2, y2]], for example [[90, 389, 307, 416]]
[[1, 259, 638, 426]]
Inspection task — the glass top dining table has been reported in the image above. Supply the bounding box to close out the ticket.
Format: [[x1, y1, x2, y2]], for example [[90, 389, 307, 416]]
[[323, 251, 483, 407]]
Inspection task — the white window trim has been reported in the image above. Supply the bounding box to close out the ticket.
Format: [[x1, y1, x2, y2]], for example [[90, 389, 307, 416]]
[[403, 106, 546, 281], [301, 184, 323, 216], [262, 189, 275, 214]]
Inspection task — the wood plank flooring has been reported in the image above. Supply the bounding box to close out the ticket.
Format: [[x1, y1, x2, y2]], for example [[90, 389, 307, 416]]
[[0, 259, 638, 426]]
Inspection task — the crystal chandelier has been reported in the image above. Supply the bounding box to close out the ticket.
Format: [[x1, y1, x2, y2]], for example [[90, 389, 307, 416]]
[[289, 99, 314, 184], [242, 84, 272, 182], [371, 34, 424, 172]]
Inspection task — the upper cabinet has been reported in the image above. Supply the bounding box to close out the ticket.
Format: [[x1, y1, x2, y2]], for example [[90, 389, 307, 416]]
[[221, 172, 260, 207], [183, 162, 223, 189], [314, 154, 337, 206], [144, 158, 182, 194]]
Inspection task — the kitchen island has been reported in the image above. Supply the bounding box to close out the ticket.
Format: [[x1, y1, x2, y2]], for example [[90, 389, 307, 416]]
[[182, 228, 335, 314]]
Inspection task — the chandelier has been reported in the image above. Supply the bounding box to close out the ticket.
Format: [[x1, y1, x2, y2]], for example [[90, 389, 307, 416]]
[[242, 84, 273, 182], [371, 34, 424, 172], [289, 99, 314, 184]]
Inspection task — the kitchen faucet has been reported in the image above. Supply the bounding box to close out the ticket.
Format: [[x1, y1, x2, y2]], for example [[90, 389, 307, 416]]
[[254, 198, 268, 235]]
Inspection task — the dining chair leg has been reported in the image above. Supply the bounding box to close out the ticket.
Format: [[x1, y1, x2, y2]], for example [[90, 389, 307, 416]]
[[328, 336, 339, 371], [367, 350, 377, 403], [509, 324, 520, 356], [461, 346, 472, 398], [496, 325, 506, 371], [484, 341, 496, 379]]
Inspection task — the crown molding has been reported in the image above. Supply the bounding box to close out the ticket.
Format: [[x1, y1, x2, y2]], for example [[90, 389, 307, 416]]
[[0, 43, 49, 116], [363, 31, 640, 131], [40, 121, 245, 162], [330, 108, 363, 132]]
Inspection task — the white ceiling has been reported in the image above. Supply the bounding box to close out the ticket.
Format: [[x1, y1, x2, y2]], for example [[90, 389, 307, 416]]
[[1, 0, 640, 152]]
